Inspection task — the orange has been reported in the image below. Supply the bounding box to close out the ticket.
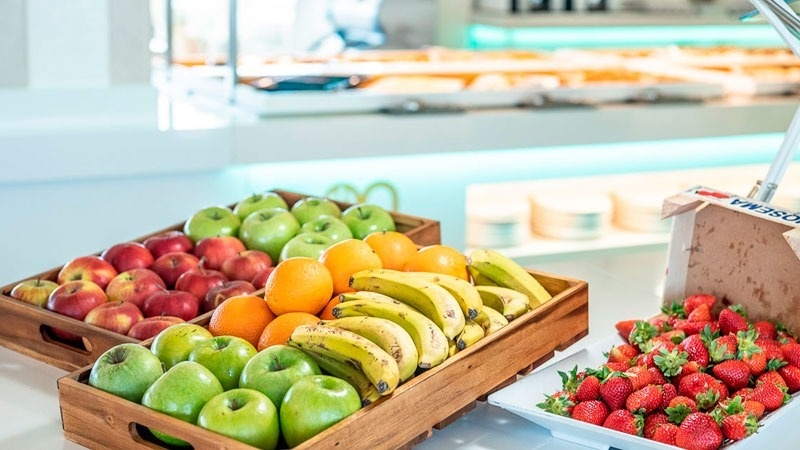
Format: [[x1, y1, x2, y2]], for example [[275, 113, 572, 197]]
[[318, 295, 341, 321], [208, 294, 275, 347], [364, 231, 418, 271], [264, 257, 333, 316], [319, 238, 383, 295], [403, 244, 469, 281], [257, 311, 320, 351]]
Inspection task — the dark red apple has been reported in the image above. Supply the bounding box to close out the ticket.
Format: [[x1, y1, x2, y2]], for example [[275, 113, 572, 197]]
[[84, 301, 144, 335], [142, 289, 200, 321], [202, 280, 256, 312], [175, 261, 228, 301], [148, 251, 200, 288], [143, 230, 194, 259], [250, 266, 276, 290], [46, 280, 109, 341], [57, 255, 118, 290], [221, 250, 272, 282], [105, 268, 166, 308], [193, 236, 247, 270], [100, 242, 155, 273], [127, 315, 185, 341]]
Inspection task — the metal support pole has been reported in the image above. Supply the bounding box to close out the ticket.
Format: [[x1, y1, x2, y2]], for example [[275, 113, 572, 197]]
[[227, 0, 238, 104], [165, 0, 173, 80]]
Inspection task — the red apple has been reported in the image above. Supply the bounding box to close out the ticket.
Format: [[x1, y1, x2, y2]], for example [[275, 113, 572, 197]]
[[143, 230, 194, 259], [193, 236, 247, 270], [9, 278, 59, 308], [84, 301, 144, 335], [127, 315, 185, 341], [175, 261, 228, 301], [250, 266, 276, 290], [202, 280, 256, 312], [105, 268, 166, 309], [142, 289, 201, 321], [46, 280, 109, 341], [57, 255, 118, 290], [100, 242, 155, 273], [221, 250, 272, 282], [148, 251, 200, 288]]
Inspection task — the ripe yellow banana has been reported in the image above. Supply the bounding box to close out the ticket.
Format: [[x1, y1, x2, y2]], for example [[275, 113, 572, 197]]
[[412, 271, 482, 320], [339, 291, 415, 310], [300, 347, 383, 406], [323, 316, 419, 382], [448, 340, 458, 358], [456, 320, 485, 351], [475, 285, 531, 321], [467, 265, 499, 287], [350, 269, 465, 339], [333, 299, 449, 369], [287, 324, 400, 395], [473, 305, 509, 336], [466, 248, 552, 308]]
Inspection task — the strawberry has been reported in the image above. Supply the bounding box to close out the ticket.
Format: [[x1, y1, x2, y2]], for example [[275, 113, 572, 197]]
[[649, 367, 669, 386], [781, 342, 800, 367], [678, 334, 710, 367], [675, 361, 702, 386], [603, 362, 630, 372], [632, 352, 656, 369], [737, 330, 767, 376], [718, 305, 749, 336], [678, 373, 724, 411], [660, 382, 678, 409], [683, 294, 717, 315], [608, 343, 639, 364], [659, 329, 687, 345], [687, 303, 712, 323], [556, 365, 584, 394], [756, 361, 787, 389], [602, 409, 642, 436], [711, 359, 751, 391], [653, 347, 689, 378], [754, 320, 777, 341], [575, 374, 602, 402], [778, 364, 800, 393], [721, 412, 759, 441], [758, 338, 785, 362], [644, 411, 669, 438], [743, 400, 766, 420], [626, 385, 663, 415], [666, 396, 698, 424], [652, 422, 679, 445], [661, 301, 687, 320], [674, 319, 714, 336], [571, 400, 609, 426], [600, 375, 633, 412], [629, 321, 660, 352], [536, 391, 575, 416], [731, 387, 753, 401], [675, 412, 723, 450], [708, 334, 737, 363], [624, 366, 653, 391], [615, 319, 638, 342], [750, 381, 789, 412]]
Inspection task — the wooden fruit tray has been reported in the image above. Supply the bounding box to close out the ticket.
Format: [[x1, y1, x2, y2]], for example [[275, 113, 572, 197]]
[[0, 189, 441, 372], [57, 269, 588, 449]]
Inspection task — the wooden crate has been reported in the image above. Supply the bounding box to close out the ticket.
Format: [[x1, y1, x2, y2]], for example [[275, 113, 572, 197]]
[[0, 189, 441, 371], [57, 270, 588, 450]]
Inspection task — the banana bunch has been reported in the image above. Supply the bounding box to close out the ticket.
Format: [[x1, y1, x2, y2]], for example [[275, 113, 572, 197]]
[[466, 248, 553, 308]]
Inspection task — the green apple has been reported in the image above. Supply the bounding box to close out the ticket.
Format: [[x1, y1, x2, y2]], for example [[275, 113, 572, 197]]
[[239, 344, 321, 412], [290, 196, 342, 225], [300, 215, 353, 243], [238, 207, 300, 263], [340, 203, 396, 239], [88, 343, 164, 403], [184, 206, 242, 244], [280, 374, 362, 447], [150, 323, 213, 370], [141, 361, 224, 447], [189, 335, 257, 391], [279, 232, 335, 262], [233, 192, 289, 222], [197, 388, 280, 450]]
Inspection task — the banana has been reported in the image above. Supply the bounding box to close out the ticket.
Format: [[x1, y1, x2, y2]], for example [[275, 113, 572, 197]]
[[475, 285, 531, 321], [467, 265, 499, 287], [466, 248, 552, 308], [349, 269, 465, 339], [333, 299, 449, 369], [412, 271, 482, 320], [323, 316, 418, 382], [473, 305, 509, 336], [448, 340, 458, 358], [287, 324, 400, 395], [456, 320, 485, 350], [301, 348, 383, 406], [339, 291, 414, 310]]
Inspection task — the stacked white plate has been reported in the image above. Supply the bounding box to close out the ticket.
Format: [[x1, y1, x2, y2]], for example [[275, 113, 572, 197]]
[[467, 200, 531, 249], [529, 191, 613, 240], [611, 188, 674, 233]]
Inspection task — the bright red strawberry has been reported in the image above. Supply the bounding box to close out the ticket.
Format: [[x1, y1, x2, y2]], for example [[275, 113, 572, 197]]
[[731, 388, 753, 401], [743, 400, 766, 420], [603, 362, 630, 372], [615, 319, 638, 342], [721, 412, 759, 441], [649, 367, 669, 386], [678, 373, 724, 411], [750, 381, 789, 412], [666, 396, 698, 424], [675, 412, 723, 450], [571, 400, 609, 426], [756, 365, 787, 389], [678, 334, 710, 367], [781, 342, 800, 367], [575, 375, 602, 402], [675, 361, 702, 386], [608, 343, 639, 364], [652, 422, 679, 445], [754, 320, 777, 341], [659, 329, 687, 345], [624, 366, 653, 391], [632, 352, 656, 369], [602, 409, 642, 436], [536, 391, 575, 416], [660, 383, 678, 409], [626, 385, 663, 415], [708, 334, 737, 363], [778, 364, 800, 393], [674, 319, 714, 336], [683, 294, 717, 315], [629, 321, 660, 352], [719, 306, 749, 336], [777, 327, 798, 345], [600, 375, 633, 411], [758, 339, 785, 362], [653, 347, 689, 379], [738, 330, 767, 376], [711, 359, 751, 391], [644, 411, 669, 439], [687, 303, 712, 322]]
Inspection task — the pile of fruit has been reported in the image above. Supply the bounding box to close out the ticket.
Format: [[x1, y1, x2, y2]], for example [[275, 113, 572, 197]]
[[538, 294, 799, 450], [87, 241, 554, 449], [7, 192, 397, 342]]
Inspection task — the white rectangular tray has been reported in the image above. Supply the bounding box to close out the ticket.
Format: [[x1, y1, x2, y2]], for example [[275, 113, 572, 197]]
[[488, 333, 800, 450]]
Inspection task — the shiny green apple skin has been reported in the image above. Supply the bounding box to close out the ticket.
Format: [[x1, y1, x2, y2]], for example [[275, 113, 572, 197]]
[[88, 343, 164, 403], [239, 344, 321, 413], [188, 335, 257, 391], [150, 323, 213, 370], [233, 192, 289, 221], [197, 388, 280, 450]]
